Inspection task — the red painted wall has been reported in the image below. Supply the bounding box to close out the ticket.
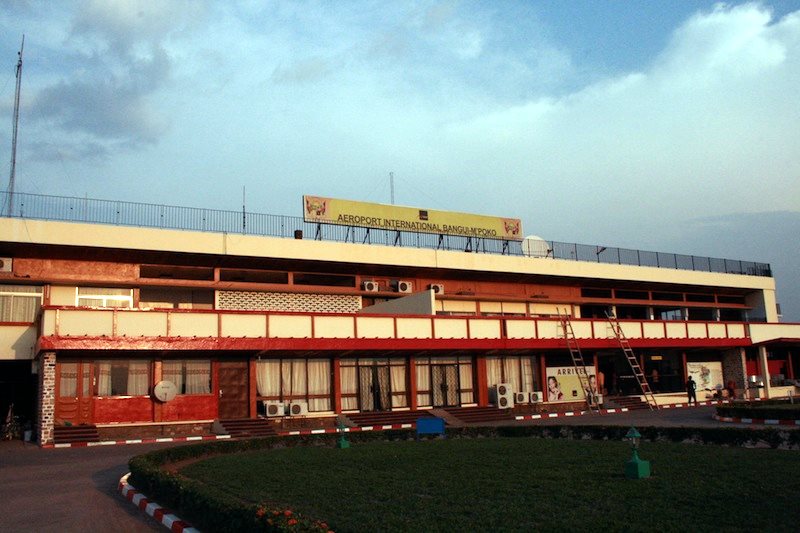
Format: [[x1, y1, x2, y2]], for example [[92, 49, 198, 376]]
[[161, 395, 217, 421], [93, 397, 153, 424]]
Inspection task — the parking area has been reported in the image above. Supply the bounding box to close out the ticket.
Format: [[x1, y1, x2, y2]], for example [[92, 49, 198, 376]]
[[0, 440, 171, 532]]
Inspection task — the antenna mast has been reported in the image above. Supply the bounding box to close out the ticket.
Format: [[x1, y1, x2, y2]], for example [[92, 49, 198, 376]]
[[7, 35, 24, 217], [389, 171, 395, 204]]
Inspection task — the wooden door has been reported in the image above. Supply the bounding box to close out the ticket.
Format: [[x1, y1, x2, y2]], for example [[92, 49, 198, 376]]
[[55, 362, 94, 425], [218, 360, 249, 419]]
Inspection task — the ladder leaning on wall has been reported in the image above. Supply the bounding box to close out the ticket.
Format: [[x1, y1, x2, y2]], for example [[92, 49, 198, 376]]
[[557, 310, 601, 414], [605, 311, 658, 410]]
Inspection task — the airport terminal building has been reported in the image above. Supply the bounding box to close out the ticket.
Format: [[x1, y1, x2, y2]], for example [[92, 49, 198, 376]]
[[0, 193, 797, 446]]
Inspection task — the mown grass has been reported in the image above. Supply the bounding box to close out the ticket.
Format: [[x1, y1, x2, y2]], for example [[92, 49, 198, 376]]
[[181, 437, 800, 532]]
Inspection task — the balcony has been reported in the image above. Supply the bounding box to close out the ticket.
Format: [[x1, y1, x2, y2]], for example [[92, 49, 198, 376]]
[[35, 306, 760, 354]]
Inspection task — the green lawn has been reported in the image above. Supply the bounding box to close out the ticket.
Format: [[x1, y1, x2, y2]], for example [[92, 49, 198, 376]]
[[180, 438, 800, 532]]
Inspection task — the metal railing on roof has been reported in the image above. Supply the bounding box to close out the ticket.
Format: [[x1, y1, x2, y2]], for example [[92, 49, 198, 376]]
[[0, 191, 772, 277]]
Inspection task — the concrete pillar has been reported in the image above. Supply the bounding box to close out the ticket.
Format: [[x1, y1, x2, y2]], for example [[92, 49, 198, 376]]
[[722, 347, 747, 399], [37, 352, 56, 446], [759, 346, 772, 399]]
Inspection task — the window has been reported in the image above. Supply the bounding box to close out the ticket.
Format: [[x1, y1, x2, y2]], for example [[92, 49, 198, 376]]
[[255, 358, 332, 412], [162, 360, 211, 394], [486, 355, 539, 393], [77, 287, 133, 308], [416, 355, 473, 407], [95, 360, 151, 396], [0, 285, 42, 322], [340, 358, 407, 411], [59, 362, 79, 398]]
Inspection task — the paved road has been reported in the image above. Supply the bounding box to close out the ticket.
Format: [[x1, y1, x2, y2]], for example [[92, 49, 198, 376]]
[[0, 440, 173, 532], [0, 407, 792, 532]]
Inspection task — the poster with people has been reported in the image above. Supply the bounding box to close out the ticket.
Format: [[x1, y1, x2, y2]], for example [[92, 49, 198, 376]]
[[545, 366, 597, 402], [686, 362, 723, 393]]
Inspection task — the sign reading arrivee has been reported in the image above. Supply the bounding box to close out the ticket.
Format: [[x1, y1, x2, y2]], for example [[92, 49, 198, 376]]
[[303, 196, 523, 241]]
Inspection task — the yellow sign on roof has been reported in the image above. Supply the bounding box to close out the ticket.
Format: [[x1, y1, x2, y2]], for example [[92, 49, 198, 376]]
[[303, 196, 523, 241]]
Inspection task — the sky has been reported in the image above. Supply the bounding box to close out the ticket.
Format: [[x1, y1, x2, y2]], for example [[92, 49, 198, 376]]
[[0, 1, 798, 320]]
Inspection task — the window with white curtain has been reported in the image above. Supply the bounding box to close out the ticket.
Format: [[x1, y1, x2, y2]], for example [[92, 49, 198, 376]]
[[162, 360, 211, 394], [486, 355, 538, 392], [77, 287, 133, 308], [340, 358, 407, 411], [0, 285, 42, 322], [415, 355, 473, 407], [95, 360, 150, 396], [255, 358, 332, 412], [59, 362, 78, 398]]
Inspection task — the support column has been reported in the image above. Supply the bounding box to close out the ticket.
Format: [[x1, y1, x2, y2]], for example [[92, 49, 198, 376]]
[[37, 352, 56, 446], [759, 346, 772, 398], [475, 355, 488, 407], [408, 356, 418, 410], [333, 356, 342, 413]]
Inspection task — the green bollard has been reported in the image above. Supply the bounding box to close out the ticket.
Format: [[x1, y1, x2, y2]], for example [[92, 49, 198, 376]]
[[336, 420, 350, 449], [624, 427, 650, 479]]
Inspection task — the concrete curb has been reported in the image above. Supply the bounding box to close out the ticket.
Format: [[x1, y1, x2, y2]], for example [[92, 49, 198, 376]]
[[43, 434, 232, 449], [515, 408, 629, 421], [712, 414, 800, 426], [276, 422, 414, 436], [119, 473, 199, 533]]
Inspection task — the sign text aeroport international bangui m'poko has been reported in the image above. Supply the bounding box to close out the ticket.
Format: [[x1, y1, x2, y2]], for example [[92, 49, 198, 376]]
[[303, 196, 523, 241]]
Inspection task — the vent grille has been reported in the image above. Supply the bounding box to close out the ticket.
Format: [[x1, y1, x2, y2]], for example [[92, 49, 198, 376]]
[[218, 291, 360, 313]]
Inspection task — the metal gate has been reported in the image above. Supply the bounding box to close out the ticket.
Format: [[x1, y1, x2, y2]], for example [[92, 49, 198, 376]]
[[358, 365, 391, 411], [431, 364, 459, 407]]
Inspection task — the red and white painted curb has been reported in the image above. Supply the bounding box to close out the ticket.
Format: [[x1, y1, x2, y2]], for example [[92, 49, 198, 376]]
[[43, 434, 232, 449], [712, 414, 800, 426], [659, 399, 731, 409], [119, 473, 198, 533], [514, 408, 630, 421], [277, 422, 414, 436]]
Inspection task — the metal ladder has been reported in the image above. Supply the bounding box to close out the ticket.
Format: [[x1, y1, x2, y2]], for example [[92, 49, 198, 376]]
[[605, 311, 658, 410], [557, 310, 601, 414]]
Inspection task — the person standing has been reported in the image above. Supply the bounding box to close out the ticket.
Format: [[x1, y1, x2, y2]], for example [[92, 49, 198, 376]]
[[686, 375, 697, 406]]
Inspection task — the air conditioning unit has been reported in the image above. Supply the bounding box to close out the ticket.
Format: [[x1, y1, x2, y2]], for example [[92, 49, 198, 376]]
[[514, 391, 529, 404], [490, 383, 514, 409], [529, 391, 543, 403], [394, 280, 413, 293], [0, 257, 12, 273], [263, 401, 285, 417], [362, 280, 379, 292], [428, 283, 444, 295], [288, 401, 308, 416]]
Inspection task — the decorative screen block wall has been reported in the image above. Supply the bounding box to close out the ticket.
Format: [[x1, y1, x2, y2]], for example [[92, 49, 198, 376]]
[[217, 291, 361, 314]]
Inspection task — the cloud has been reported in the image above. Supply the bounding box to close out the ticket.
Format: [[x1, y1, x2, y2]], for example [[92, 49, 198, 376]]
[[25, 139, 111, 162], [24, 1, 207, 155], [440, 3, 800, 229], [271, 56, 335, 85]]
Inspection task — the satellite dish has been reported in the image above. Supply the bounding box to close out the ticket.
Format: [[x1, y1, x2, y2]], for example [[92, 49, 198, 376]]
[[153, 380, 178, 402], [522, 235, 551, 258]]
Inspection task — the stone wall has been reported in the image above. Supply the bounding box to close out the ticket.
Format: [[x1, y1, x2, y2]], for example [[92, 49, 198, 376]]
[[722, 347, 747, 399], [37, 352, 56, 446]]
